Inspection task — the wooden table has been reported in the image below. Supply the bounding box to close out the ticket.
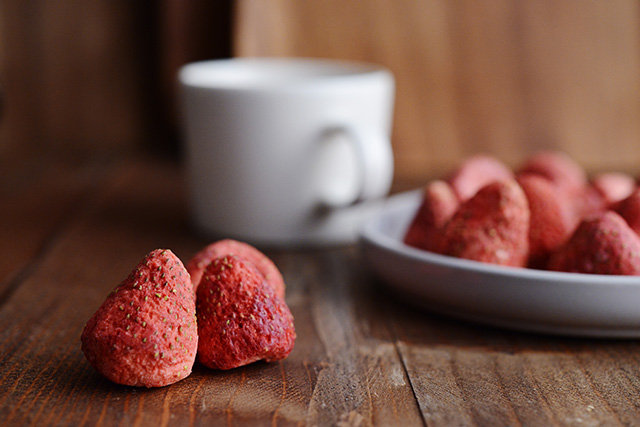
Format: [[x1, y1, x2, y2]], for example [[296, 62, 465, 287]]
[[2, 153, 640, 426]]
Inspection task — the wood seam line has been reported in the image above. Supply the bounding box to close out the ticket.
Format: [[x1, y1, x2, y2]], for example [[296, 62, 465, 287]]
[[388, 320, 428, 427]]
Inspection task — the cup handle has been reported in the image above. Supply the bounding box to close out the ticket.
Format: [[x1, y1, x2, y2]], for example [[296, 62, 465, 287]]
[[316, 127, 394, 208]]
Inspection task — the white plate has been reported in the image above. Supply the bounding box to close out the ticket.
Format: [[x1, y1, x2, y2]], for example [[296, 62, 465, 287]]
[[360, 190, 640, 338]]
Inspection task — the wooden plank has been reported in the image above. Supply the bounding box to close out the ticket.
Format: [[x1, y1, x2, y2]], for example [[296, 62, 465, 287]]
[[2, 155, 640, 425], [285, 249, 424, 426], [3, 156, 640, 424], [0, 0, 44, 156], [0, 0, 148, 156], [0, 158, 197, 426], [0, 1, 233, 159], [516, 0, 640, 173], [0, 155, 107, 303], [385, 298, 640, 425], [0, 157, 423, 425]]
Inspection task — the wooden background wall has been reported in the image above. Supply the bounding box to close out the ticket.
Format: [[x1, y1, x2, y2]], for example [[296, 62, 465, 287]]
[[0, 0, 231, 160], [2, 0, 639, 188], [235, 0, 640, 186]]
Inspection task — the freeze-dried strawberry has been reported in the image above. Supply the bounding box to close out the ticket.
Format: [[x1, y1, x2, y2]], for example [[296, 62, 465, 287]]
[[548, 211, 640, 275], [196, 256, 295, 370], [517, 175, 576, 268], [516, 150, 587, 195], [434, 180, 530, 267], [446, 154, 514, 201], [404, 180, 459, 251], [187, 239, 285, 299], [575, 185, 609, 221], [81, 249, 198, 387], [613, 188, 640, 236], [590, 172, 636, 206]]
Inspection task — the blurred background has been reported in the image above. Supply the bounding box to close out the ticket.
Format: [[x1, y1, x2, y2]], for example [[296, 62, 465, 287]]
[[1, 0, 639, 189]]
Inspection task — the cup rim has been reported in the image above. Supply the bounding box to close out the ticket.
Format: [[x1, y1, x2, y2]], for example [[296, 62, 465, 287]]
[[178, 57, 392, 91]]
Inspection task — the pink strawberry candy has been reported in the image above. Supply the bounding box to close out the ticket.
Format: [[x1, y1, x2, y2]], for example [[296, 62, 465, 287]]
[[404, 180, 459, 251], [434, 180, 530, 267], [196, 256, 295, 370], [446, 154, 514, 201], [187, 239, 285, 299], [517, 175, 576, 268], [548, 211, 640, 275], [81, 249, 198, 387]]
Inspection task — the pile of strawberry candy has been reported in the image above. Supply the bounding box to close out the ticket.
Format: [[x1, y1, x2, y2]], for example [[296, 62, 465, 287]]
[[404, 151, 640, 275], [81, 240, 295, 388]]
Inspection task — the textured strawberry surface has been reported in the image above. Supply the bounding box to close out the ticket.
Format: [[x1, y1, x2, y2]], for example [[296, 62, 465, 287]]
[[434, 180, 530, 267], [404, 180, 459, 251], [404, 151, 640, 275], [548, 211, 640, 275], [446, 154, 514, 201], [516, 150, 587, 194], [196, 255, 295, 370], [81, 249, 197, 387], [187, 239, 285, 298], [517, 174, 576, 267], [614, 188, 640, 236]]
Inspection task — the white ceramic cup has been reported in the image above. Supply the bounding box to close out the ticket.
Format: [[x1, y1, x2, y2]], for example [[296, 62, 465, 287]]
[[179, 57, 395, 246]]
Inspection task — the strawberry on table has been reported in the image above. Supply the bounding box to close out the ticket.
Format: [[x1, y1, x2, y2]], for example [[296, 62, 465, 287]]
[[196, 255, 295, 370], [187, 239, 285, 299], [81, 249, 198, 388]]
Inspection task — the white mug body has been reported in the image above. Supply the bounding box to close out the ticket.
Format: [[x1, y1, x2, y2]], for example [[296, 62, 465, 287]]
[[179, 58, 395, 246]]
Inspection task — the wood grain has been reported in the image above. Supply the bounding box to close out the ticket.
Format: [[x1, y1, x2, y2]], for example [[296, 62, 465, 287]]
[[3, 0, 638, 182], [234, 0, 640, 186], [0, 0, 146, 156], [0, 155, 107, 304], [0, 1, 232, 158], [2, 156, 640, 425], [2, 2, 640, 424]]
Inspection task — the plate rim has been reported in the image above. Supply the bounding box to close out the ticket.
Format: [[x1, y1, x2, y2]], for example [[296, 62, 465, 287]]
[[360, 189, 640, 338], [362, 189, 640, 288]]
